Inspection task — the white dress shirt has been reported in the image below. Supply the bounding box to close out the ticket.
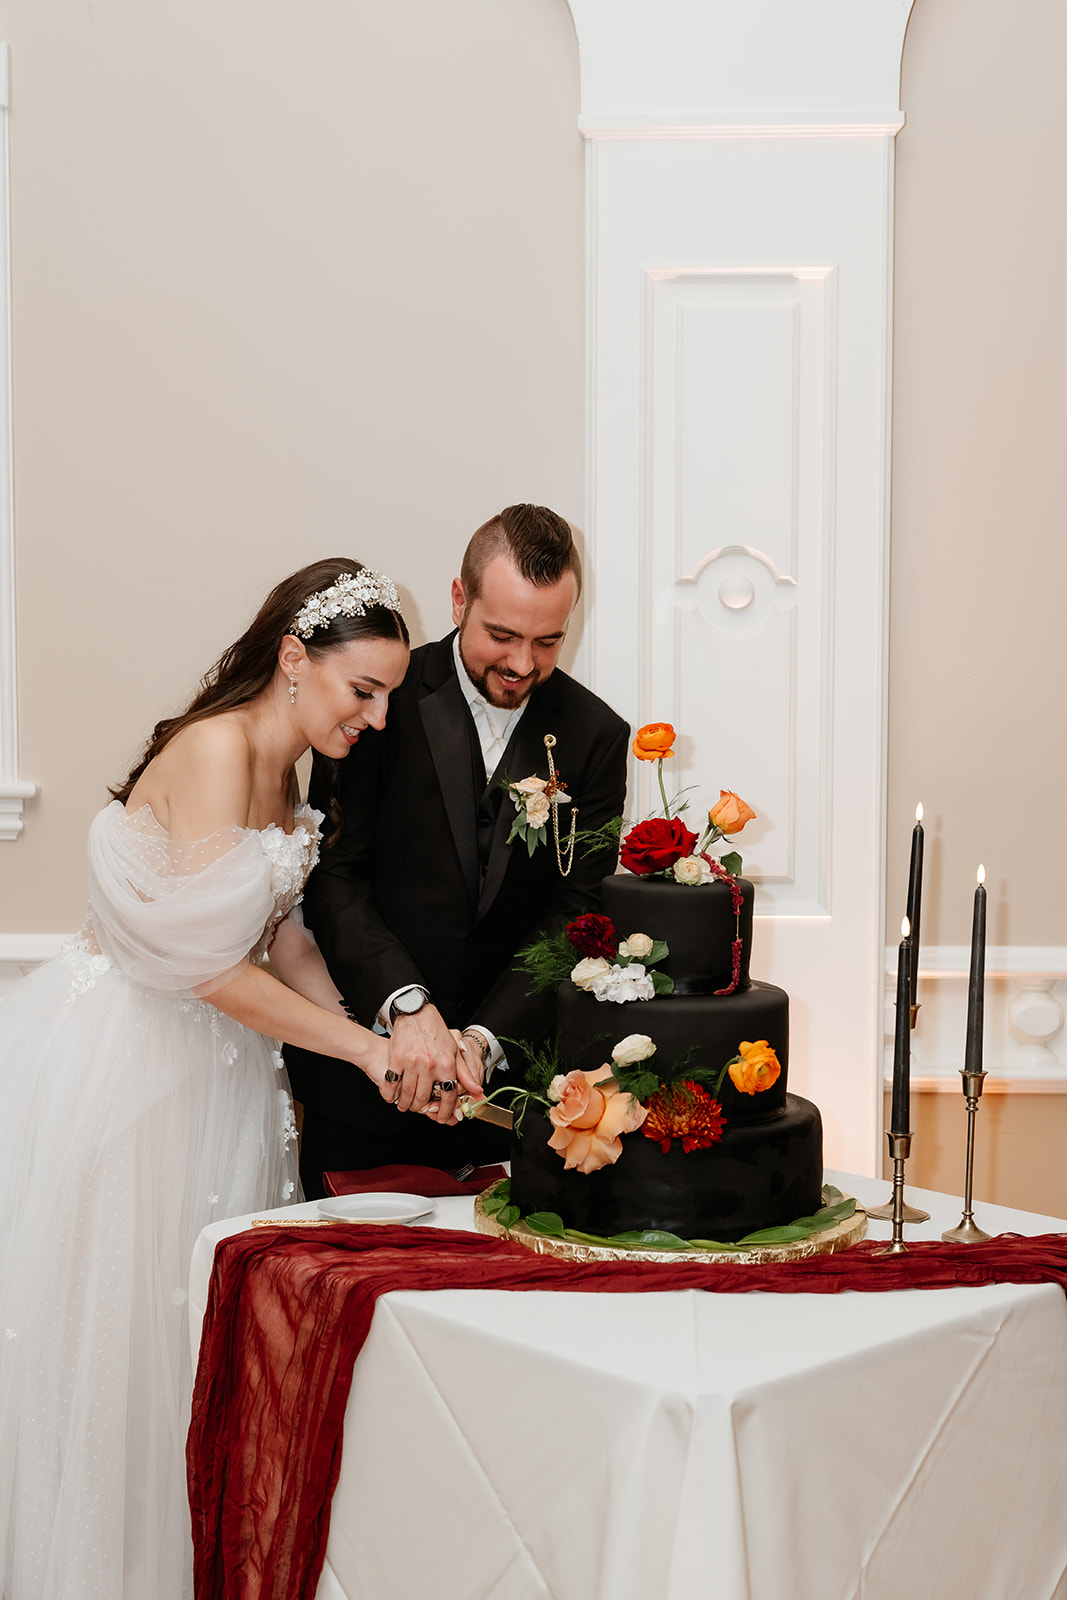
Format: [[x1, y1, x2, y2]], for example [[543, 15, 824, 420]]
[[451, 631, 526, 780]]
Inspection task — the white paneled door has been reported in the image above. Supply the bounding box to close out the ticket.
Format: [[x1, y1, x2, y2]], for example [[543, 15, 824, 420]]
[[567, 1, 916, 1173]]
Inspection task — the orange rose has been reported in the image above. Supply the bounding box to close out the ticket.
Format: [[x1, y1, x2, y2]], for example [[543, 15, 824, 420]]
[[632, 723, 675, 762], [709, 790, 756, 834], [547, 1068, 648, 1173], [727, 1040, 781, 1096]]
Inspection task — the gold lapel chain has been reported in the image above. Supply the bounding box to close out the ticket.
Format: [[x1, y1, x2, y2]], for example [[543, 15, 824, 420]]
[[543, 734, 577, 877]]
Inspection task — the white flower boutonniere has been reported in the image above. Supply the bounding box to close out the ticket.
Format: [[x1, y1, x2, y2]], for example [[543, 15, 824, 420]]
[[503, 772, 571, 859]]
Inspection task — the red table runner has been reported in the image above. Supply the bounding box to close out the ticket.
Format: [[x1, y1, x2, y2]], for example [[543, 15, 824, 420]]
[[188, 1225, 1067, 1600]]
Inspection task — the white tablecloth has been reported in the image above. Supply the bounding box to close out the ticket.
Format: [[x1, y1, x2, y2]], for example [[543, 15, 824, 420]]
[[189, 1174, 1067, 1600]]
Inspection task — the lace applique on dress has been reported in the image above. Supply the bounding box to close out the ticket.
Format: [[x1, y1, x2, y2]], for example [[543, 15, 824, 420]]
[[278, 1089, 298, 1153], [249, 810, 322, 965], [61, 927, 113, 1003]]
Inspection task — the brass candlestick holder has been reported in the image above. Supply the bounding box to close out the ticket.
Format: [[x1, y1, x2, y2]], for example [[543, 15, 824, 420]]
[[865, 1149, 930, 1225], [873, 1131, 914, 1255], [941, 1067, 991, 1244]]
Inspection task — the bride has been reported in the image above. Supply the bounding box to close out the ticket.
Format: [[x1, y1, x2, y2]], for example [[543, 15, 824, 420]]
[[0, 558, 481, 1600]]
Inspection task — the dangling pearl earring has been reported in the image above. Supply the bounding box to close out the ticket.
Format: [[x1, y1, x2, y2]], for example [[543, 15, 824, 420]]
[[288, 676, 298, 704]]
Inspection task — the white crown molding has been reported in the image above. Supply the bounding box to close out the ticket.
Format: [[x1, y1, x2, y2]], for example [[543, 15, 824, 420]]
[[0, 45, 34, 841], [579, 114, 906, 141], [565, 0, 916, 126]]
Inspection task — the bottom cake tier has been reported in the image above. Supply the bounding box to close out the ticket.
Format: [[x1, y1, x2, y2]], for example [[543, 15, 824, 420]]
[[511, 1093, 824, 1243]]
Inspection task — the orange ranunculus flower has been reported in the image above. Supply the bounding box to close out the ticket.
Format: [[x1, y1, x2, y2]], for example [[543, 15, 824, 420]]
[[728, 1040, 781, 1096], [632, 723, 675, 762], [709, 790, 756, 834], [547, 1068, 648, 1173]]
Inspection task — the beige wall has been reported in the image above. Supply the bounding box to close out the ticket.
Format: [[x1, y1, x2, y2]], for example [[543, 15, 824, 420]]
[[888, 0, 1067, 947], [886, 1088, 1067, 1219], [0, 0, 583, 931]]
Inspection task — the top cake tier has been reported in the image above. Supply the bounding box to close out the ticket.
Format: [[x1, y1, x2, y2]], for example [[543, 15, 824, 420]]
[[601, 872, 754, 995]]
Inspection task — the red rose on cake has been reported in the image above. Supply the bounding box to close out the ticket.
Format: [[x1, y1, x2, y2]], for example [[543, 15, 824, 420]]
[[620, 816, 698, 876], [547, 1068, 648, 1173]]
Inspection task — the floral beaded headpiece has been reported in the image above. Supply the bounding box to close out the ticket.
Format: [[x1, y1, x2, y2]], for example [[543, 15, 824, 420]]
[[290, 570, 403, 639]]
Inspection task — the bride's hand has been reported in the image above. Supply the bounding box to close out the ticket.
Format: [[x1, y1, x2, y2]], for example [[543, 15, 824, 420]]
[[355, 1030, 391, 1089], [421, 1031, 484, 1124]]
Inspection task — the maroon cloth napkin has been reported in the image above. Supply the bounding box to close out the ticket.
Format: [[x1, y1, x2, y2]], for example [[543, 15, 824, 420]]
[[188, 1226, 1067, 1600], [323, 1163, 508, 1199]]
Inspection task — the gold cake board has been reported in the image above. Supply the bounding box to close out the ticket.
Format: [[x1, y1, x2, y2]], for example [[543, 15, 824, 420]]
[[474, 1187, 867, 1266]]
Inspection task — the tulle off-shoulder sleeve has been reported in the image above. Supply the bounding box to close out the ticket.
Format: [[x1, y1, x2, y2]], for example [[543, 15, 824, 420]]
[[86, 802, 278, 998]]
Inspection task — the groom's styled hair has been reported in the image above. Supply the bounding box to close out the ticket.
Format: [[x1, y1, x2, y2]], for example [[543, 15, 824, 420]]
[[461, 503, 583, 601]]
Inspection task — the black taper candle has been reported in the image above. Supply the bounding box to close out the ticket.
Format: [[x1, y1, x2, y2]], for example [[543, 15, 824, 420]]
[[964, 866, 987, 1075], [890, 917, 912, 1135], [906, 803, 924, 1012]]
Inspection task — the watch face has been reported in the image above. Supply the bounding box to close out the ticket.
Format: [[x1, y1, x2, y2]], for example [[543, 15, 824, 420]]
[[396, 990, 425, 1015]]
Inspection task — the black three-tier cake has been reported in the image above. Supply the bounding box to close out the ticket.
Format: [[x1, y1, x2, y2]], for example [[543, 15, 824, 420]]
[[510, 873, 824, 1243]]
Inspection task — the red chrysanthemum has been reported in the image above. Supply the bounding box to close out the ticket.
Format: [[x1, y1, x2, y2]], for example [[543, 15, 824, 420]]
[[566, 913, 617, 961], [642, 1081, 726, 1154]]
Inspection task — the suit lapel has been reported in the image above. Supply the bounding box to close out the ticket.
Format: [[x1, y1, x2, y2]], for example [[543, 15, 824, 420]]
[[418, 665, 480, 903], [476, 682, 569, 920]]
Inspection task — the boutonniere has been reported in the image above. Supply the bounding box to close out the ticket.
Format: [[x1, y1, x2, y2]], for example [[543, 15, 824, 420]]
[[502, 735, 578, 874]]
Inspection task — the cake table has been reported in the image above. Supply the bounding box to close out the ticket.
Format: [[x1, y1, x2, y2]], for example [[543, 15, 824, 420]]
[[188, 1172, 1067, 1600]]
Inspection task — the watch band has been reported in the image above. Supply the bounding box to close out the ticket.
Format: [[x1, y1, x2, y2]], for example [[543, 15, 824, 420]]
[[387, 985, 431, 1028]]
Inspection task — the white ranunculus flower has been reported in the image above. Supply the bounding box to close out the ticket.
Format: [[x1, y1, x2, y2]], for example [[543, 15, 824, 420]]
[[547, 1074, 569, 1103], [619, 932, 654, 961], [590, 963, 656, 1004], [611, 1033, 656, 1066], [512, 776, 548, 795], [524, 792, 551, 828], [672, 854, 708, 886], [571, 956, 612, 991]]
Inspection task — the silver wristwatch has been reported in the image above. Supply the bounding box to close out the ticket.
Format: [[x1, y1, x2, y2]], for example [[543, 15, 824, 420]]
[[388, 985, 431, 1027]]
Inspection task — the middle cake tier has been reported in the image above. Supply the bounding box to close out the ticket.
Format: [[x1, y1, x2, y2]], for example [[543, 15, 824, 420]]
[[555, 979, 789, 1126]]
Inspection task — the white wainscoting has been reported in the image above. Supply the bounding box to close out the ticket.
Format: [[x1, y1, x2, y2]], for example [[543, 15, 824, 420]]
[[567, 0, 916, 1175], [0, 934, 70, 999], [884, 946, 1067, 1091]]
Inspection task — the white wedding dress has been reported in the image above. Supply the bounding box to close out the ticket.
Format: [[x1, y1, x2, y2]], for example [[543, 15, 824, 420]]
[[0, 800, 319, 1600]]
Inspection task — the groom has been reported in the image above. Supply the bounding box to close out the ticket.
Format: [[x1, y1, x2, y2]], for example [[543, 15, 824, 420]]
[[288, 504, 629, 1195]]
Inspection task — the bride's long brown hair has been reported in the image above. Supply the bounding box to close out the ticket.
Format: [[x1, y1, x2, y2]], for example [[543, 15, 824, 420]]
[[111, 558, 409, 838]]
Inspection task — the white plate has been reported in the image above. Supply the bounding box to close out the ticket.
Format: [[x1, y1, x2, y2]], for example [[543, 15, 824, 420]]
[[316, 1192, 437, 1225]]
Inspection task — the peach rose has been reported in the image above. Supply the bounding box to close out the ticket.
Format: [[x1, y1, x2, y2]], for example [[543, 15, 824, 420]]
[[512, 776, 548, 795], [524, 792, 551, 828], [728, 1040, 781, 1096], [632, 722, 676, 762], [709, 790, 756, 834], [547, 1068, 648, 1173]]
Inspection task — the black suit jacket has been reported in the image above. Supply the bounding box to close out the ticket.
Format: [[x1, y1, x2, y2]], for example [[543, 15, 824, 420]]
[[290, 633, 629, 1146]]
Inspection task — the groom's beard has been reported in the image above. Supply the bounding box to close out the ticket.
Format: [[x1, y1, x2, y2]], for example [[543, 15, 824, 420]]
[[457, 627, 544, 709]]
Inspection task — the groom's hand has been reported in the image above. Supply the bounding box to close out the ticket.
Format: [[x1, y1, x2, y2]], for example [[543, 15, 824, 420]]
[[387, 1005, 463, 1117]]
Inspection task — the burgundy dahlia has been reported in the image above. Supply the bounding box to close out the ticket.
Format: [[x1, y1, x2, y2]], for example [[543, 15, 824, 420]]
[[566, 913, 617, 961]]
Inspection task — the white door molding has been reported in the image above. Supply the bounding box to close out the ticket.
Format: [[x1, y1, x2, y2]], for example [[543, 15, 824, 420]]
[[566, 0, 916, 1174], [0, 45, 35, 840]]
